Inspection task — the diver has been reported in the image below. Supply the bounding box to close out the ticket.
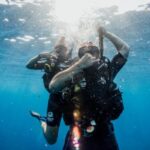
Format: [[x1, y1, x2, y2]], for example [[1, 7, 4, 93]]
[[26, 37, 74, 92], [47, 26, 130, 150], [26, 37, 75, 144]]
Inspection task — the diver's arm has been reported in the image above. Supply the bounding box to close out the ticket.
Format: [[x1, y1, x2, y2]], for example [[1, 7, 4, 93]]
[[105, 32, 130, 59], [98, 26, 130, 59], [49, 53, 97, 93], [104, 30, 130, 79], [26, 52, 50, 69], [41, 121, 59, 144]]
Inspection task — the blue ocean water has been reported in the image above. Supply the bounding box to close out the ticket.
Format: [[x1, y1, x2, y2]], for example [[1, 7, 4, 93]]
[[0, 2, 150, 150]]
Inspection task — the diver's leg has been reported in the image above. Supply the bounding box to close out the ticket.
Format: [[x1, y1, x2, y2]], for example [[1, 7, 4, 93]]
[[63, 129, 73, 150], [95, 123, 119, 150], [99, 132, 119, 150], [82, 123, 119, 150]]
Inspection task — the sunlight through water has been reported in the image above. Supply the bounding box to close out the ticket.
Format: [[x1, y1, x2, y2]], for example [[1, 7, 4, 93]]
[[0, 0, 150, 150], [54, 0, 150, 24]]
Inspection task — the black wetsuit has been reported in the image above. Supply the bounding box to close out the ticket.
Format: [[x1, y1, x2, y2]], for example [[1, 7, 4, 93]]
[[47, 53, 127, 150]]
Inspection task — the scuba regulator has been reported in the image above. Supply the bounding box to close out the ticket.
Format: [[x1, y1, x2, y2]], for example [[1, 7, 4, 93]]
[[43, 55, 58, 73]]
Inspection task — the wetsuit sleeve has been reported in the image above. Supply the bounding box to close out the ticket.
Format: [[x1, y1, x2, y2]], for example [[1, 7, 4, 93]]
[[111, 53, 127, 80], [26, 55, 45, 69], [46, 93, 62, 126], [26, 52, 54, 70]]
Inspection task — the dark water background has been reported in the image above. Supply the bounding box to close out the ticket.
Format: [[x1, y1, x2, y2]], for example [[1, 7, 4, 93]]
[[0, 1, 150, 150]]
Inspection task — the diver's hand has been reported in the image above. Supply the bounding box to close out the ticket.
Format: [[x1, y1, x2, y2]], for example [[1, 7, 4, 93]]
[[78, 53, 98, 70], [97, 26, 107, 37]]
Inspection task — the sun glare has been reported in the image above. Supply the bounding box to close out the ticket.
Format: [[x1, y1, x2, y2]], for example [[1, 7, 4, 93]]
[[55, 0, 118, 23], [54, 0, 120, 23], [55, 0, 92, 23], [54, 0, 148, 24]]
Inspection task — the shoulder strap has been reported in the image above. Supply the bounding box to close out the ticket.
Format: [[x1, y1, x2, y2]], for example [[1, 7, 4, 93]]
[[101, 56, 112, 82]]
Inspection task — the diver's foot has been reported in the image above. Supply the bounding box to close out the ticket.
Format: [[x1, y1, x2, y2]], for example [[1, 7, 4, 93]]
[[30, 110, 46, 122], [30, 110, 41, 120]]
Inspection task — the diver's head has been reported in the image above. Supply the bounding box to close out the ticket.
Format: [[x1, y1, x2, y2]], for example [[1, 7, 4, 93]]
[[54, 37, 68, 62], [78, 42, 100, 59]]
